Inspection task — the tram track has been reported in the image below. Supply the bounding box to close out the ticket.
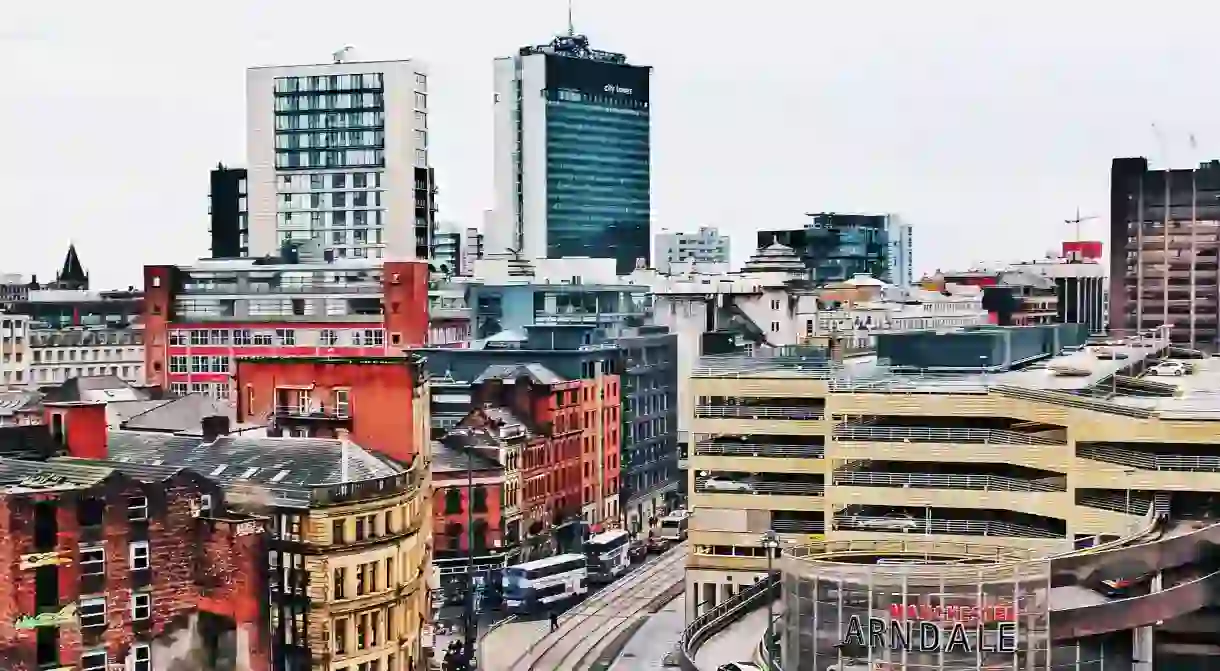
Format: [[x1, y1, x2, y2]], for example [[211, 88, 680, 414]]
[[510, 543, 688, 671]]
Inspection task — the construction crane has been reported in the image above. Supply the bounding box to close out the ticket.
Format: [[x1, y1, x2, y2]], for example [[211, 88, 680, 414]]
[[1065, 208, 1098, 243]]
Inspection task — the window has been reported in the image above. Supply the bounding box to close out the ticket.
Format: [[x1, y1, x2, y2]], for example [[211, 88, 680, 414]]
[[129, 541, 150, 570], [80, 597, 107, 628], [131, 591, 152, 620], [356, 564, 367, 596], [355, 516, 366, 541], [234, 329, 252, 345], [334, 567, 347, 599], [128, 496, 148, 521], [334, 389, 350, 417], [335, 617, 348, 654], [80, 651, 107, 671], [169, 356, 188, 373], [770, 299, 781, 310], [770, 321, 780, 332], [132, 644, 151, 671], [321, 329, 339, 346], [80, 546, 105, 576], [169, 330, 187, 346], [276, 329, 296, 346]]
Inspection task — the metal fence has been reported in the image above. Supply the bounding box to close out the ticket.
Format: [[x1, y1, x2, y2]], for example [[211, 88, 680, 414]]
[[1076, 491, 1153, 516], [677, 573, 781, 671], [1077, 443, 1220, 472], [832, 424, 1064, 446], [695, 405, 825, 420], [694, 441, 825, 458], [991, 385, 1155, 419], [831, 516, 1065, 540], [831, 470, 1067, 493], [695, 478, 826, 496]]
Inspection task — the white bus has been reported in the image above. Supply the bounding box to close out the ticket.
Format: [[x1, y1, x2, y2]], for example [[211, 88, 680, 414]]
[[502, 553, 587, 614], [657, 513, 689, 543], [584, 529, 631, 583]]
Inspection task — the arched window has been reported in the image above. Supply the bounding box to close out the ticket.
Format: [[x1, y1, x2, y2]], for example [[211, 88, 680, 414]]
[[445, 522, 462, 551], [472, 485, 488, 513]]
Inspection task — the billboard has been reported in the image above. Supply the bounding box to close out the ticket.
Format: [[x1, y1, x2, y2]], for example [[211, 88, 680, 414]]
[[1062, 240, 1103, 261], [545, 55, 650, 105]]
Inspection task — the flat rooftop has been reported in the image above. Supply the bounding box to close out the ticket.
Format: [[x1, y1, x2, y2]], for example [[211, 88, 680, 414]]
[[697, 331, 1220, 419]]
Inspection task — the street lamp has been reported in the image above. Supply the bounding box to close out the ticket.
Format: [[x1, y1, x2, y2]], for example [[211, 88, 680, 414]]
[[761, 530, 781, 662]]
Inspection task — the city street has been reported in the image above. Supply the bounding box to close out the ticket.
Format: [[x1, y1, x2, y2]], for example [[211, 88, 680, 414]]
[[478, 544, 688, 671]]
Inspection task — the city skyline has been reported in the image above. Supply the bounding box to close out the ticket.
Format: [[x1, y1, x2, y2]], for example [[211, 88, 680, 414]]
[[7, 1, 1220, 288]]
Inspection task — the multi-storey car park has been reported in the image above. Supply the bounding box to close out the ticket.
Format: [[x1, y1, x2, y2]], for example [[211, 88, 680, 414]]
[[685, 324, 1220, 667]]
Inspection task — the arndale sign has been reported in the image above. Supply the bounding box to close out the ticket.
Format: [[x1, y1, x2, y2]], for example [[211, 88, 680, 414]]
[[839, 603, 1020, 654]]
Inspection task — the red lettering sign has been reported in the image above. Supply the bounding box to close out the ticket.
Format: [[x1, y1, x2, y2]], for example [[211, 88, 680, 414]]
[[888, 603, 1016, 622]]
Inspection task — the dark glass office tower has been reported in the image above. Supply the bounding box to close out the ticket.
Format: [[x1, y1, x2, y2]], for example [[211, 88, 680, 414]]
[[492, 35, 652, 274]]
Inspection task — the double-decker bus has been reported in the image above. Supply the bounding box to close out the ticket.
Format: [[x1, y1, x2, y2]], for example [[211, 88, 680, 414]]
[[583, 529, 631, 584], [501, 554, 587, 614]]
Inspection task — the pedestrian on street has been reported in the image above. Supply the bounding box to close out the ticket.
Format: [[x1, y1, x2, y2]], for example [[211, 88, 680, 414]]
[[549, 609, 559, 632]]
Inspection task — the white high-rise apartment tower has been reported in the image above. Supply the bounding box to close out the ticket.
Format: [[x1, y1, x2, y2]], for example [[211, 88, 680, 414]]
[[654, 226, 731, 273], [246, 53, 437, 260]]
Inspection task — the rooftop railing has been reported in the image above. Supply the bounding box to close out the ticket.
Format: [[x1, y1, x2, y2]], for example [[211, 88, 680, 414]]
[[694, 477, 825, 497], [693, 353, 839, 378], [831, 515, 1065, 540], [831, 470, 1067, 493], [832, 424, 1064, 446], [183, 283, 382, 295], [1077, 444, 1220, 472], [695, 405, 825, 420], [694, 441, 825, 459]]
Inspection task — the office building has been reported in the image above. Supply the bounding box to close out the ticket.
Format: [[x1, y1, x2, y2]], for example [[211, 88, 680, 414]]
[[431, 223, 463, 276], [141, 249, 429, 397], [1013, 243, 1108, 334], [759, 213, 912, 285], [491, 34, 651, 274], [463, 226, 485, 274], [654, 226, 730, 274], [1110, 157, 1220, 348], [210, 164, 249, 258], [246, 55, 437, 260]]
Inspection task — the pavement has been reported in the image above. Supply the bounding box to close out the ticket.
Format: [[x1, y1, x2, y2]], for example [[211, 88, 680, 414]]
[[606, 594, 688, 671], [692, 602, 773, 671]]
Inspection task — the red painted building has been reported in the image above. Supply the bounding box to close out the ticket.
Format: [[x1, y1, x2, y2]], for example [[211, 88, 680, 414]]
[[233, 356, 429, 465], [430, 439, 503, 555], [0, 402, 269, 671], [141, 256, 428, 399]]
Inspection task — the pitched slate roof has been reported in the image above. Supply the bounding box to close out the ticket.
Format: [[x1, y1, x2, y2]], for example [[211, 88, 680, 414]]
[[106, 430, 405, 507]]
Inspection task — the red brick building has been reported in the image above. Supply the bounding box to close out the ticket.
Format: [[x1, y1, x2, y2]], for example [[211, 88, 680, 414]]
[[141, 256, 429, 399], [0, 402, 269, 671], [462, 362, 622, 553], [233, 355, 429, 465], [430, 438, 504, 555]]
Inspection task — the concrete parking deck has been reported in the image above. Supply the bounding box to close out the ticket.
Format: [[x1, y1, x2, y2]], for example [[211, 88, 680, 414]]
[[693, 602, 773, 670]]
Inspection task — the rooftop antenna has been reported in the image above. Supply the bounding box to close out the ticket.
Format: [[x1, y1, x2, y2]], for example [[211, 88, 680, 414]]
[[332, 45, 354, 64], [567, 0, 575, 36]]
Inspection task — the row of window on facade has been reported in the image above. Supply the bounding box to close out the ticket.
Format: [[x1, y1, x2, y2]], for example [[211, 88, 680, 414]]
[[169, 381, 230, 400], [80, 645, 150, 671], [280, 208, 386, 228], [276, 149, 399, 170], [30, 365, 142, 384], [280, 188, 385, 209], [274, 72, 393, 94], [274, 92, 385, 113], [170, 328, 386, 347], [278, 170, 390, 192], [332, 557, 401, 600], [31, 346, 141, 363], [274, 110, 387, 132]]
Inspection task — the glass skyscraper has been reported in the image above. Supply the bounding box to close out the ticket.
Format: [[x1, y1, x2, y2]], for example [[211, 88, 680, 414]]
[[492, 35, 652, 274]]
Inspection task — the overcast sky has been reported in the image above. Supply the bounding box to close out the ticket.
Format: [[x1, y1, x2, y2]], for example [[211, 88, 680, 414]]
[[5, 1, 1220, 288]]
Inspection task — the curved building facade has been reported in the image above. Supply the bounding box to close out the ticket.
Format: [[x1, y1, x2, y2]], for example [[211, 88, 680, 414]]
[[778, 528, 1220, 671]]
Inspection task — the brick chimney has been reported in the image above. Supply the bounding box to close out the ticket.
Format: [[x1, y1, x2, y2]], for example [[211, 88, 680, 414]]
[[43, 401, 108, 460], [201, 415, 231, 444]]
